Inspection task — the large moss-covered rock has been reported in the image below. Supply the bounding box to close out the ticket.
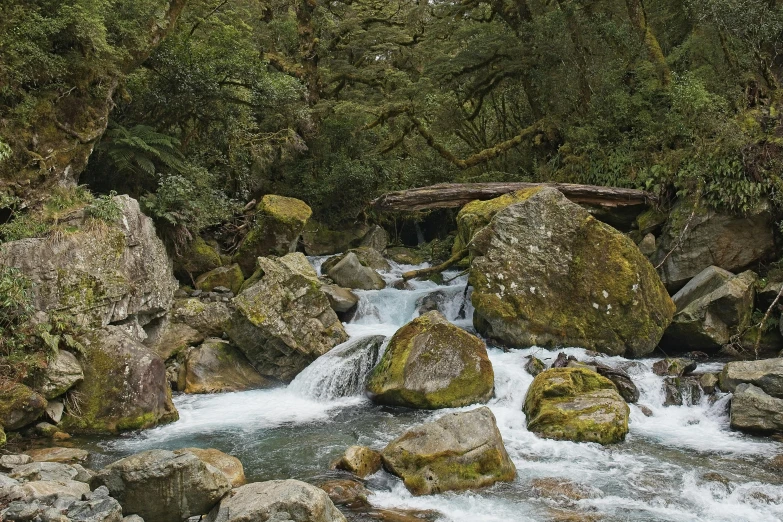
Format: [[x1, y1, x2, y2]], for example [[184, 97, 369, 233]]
[[228, 253, 348, 382], [523, 368, 630, 445], [366, 311, 494, 409], [178, 339, 275, 394], [454, 189, 536, 256], [0, 384, 47, 431], [662, 268, 756, 352], [233, 195, 312, 276], [653, 198, 774, 291], [195, 264, 244, 295], [174, 236, 222, 280], [0, 196, 177, 334], [381, 407, 516, 495], [468, 187, 674, 357], [720, 358, 783, 397], [205, 480, 347, 522], [61, 326, 178, 433], [91, 449, 231, 522]]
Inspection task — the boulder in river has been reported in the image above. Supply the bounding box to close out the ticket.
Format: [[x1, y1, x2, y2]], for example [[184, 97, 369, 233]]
[[381, 407, 516, 495], [652, 358, 697, 377], [594, 363, 639, 404], [468, 187, 674, 357], [228, 253, 348, 383], [720, 358, 783, 397], [330, 445, 382, 478], [61, 326, 178, 433], [366, 311, 494, 409], [177, 339, 275, 394], [205, 479, 347, 522], [653, 198, 774, 292], [174, 447, 246, 487], [233, 195, 312, 277], [326, 252, 386, 290], [523, 367, 630, 445], [730, 383, 783, 434], [92, 449, 232, 522], [0, 195, 177, 335], [321, 284, 359, 314], [0, 383, 47, 430], [323, 247, 391, 273]]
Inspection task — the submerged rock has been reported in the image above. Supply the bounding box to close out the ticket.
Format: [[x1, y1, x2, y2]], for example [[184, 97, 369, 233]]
[[61, 326, 178, 433], [468, 187, 674, 357], [381, 407, 516, 495], [228, 253, 348, 383], [0, 383, 47, 431], [321, 284, 360, 314], [730, 383, 783, 434], [523, 367, 629, 445], [327, 252, 386, 290], [319, 479, 370, 508], [331, 446, 382, 478], [233, 195, 312, 276], [92, 449, 231, 522], [720, 358, 783, 397], [178, 339, 275, 394], [366, 311, 494, 409], [205, 480, 347, 522]]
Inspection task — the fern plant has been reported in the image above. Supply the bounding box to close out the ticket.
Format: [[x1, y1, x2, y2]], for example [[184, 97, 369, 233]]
[[98, 124, 185, 178]]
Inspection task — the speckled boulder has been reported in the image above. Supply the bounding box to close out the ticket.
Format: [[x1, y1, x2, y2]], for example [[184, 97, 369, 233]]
[[233, 195, 312, 276], [381, 407, 516, 495], [468, 187, 674, 357], [367, 311, 493, 409], [61, 326, 178, 433], [523, 367, 629, 445]]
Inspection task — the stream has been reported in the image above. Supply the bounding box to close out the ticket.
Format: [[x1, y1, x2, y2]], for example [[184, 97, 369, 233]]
[[74, 259, 783, 522]]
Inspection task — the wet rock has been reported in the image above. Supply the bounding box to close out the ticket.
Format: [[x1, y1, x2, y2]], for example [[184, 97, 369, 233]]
[[36, 350, 84, 399], [553, 352, 574, 368], [638, 405, 654, 417], [594, 364, 639, 403], [523, 368, 630, 445], [25, 447, 88, 465], [0, 383, 47, 430], [730, 383, 783, 434], [653, 198, 774, 292], [322, 284, 360, 314], [360, 225, 389, 253], [330, 446, 382, 478], [530, 478, 601, 502], [228, 253, 348, 383], [195, 264, 244, 295], [468, 188, 674, 357], [35, 421, 62, 437], [367, 311, 494, 409], [177, 339, 274, 394], [415, 291, 448, 315], [174, 448, 246, 488], [663, 378, 684, 406], [327, 252, 386, 290], [204, 480, 347, 522], [92, 449, 231, 522], [702, 472, 731, 487], [662, 268, 757, 352], [719, 358, 783, 397], [61, 326, 178, 433], [700, 373, 720, 395], [381, 407, 516, 495], [0, 195, 177, 334], [385, 247, 425, 265], [346, 507, 441, 522], [323, 247, 391, 274], [652, 358, 697, 377], [233, 195, 312, 277], [662, 376, 703, 407], [319, 479, 370, 508], [524, 356, 546, 377]]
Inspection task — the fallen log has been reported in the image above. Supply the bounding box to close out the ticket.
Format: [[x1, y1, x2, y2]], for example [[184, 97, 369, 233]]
[[402, 249, 468, 281], [372, 182, 655, 213]]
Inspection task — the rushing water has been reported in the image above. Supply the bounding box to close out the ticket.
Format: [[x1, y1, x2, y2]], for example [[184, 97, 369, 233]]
[[76, 259, 783, 522]]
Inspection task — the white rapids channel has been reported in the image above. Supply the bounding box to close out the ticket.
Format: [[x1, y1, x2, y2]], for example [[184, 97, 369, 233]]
[[92, 258, 783, 522]]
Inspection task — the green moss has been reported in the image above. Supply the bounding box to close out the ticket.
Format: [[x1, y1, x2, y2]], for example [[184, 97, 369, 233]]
[[175, 236, 222, 279], [636, 208, 668, 234], [0, 425, 5, 447], [195, 263, 244, 294], [456, 187, 545, 249], [257, 194, 313, 226]]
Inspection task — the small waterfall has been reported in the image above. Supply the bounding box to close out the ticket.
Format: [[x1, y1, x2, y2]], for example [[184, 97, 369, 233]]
[[289, 335, 387, 400]]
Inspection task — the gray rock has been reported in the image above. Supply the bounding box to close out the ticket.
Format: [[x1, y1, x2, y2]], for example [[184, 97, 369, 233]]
[[415, 291, 447, 315], [25, 447, 89, 465], [327, 252, 386, 290], [360, 225, 389, 253], [0, 454, 32, 471], [700, 373, 720, 394], [653, 198, 774, 291], [46, 400, 65, 424], [10, 461, 91, 483], [178, 339, 275, 394], [37, 350, 84, 399], [146, 299, 233, 360], [671, 266, 734, 311], [228, 253, 348, 383], [0, 195, 177, 333], [730, 383, 783, 434], [652, 358, 697, 377], [205, 480, 346, 522], [321, 284, 359, 313], [381, 407, 516, 495], [638, 233, 656, 256], [662, 268, 756, 352], [66, 485, 123, 522], [595, 364, 639, 403], [467, 187, 674, 357], [720, 358, 783, 398], [524, 356, 546, 377], [91, 449, 231, 522]]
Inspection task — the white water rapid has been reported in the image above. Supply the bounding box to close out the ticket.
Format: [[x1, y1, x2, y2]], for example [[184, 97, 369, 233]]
[[89, 258, 783, 522]]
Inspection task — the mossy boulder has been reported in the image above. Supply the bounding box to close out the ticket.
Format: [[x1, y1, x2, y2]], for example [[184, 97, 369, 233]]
[[233, 195, 313, 276], [330, 446, 382, 478], [61, 326, 179, 434], [523, 367, 629, 445], [0, 383, 47, 430], [468, 187, 674, 357], [174, 236, 222, 280], [653, 198, 774, 291], [195, 264, 244, 295], [0, 426, 5, 447], [227, 253, 348, 382], [302, 220, 369, 256], [177, 339, 275, 394], [381, 407, 516, 495], [0, 196, 178, 332], [366, 311, 494, 409]]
